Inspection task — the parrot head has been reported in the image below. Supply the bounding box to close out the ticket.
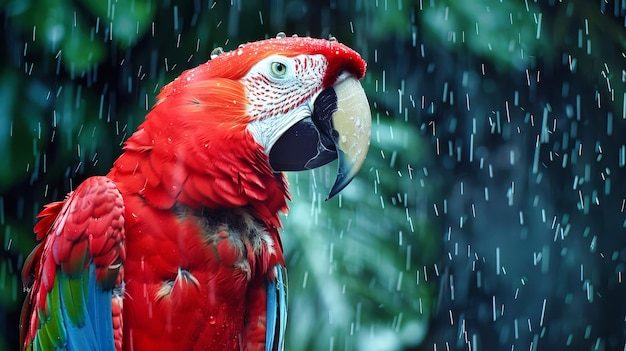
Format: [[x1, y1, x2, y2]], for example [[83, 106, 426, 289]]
[[238, 36, 371, 199], [122, 35, 371, 213]]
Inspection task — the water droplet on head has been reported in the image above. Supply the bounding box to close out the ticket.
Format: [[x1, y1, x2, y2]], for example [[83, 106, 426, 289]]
[[275, 32, 286, 39], [328, 35, 337, 42], [209, 315, 216, 325], [210, 47, 224, 59]]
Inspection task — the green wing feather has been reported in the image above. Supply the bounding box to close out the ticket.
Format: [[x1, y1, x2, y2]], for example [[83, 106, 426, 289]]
[[20, 176, 126, 351]]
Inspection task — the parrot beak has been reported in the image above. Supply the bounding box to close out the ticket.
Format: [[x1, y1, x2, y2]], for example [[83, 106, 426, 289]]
[[269, 75, 371, 199]]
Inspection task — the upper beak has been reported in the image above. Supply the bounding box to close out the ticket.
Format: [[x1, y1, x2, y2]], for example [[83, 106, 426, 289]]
[[269, 76, 371, 199]]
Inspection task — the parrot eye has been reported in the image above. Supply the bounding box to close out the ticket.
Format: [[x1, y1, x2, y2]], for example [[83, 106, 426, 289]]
[[270, 61, 288, 78]]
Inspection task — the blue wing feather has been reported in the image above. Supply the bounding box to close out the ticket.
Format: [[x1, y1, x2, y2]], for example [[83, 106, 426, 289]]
[[87, 265, 116, 349], [265, 274, 277, 351], [31, 265, 116, 351], [59, 265, 115, 351], [266, 264, 288, 351], [20, 176, 125, 351], [277, 266, 287, 346]]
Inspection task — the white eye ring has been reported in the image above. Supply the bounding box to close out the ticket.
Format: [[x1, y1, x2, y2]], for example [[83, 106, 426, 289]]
[[270, 61, 288, 78]]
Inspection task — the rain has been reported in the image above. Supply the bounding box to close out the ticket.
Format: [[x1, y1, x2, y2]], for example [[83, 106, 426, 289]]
[[1, 0, 625, 350]]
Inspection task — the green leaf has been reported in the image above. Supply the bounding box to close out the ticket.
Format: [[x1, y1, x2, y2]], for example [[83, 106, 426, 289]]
[[0, 69, 47, 192], [61, 28, 106, 73], [422, 0, 553, 69], [79, 0, 157, 48]]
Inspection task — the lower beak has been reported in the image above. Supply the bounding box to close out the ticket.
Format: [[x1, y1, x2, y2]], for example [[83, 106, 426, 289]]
[[269, 76, 371, 199]]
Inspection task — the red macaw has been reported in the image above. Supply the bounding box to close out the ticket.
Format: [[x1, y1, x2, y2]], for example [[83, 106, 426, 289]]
[[19, 36, 371, 351]]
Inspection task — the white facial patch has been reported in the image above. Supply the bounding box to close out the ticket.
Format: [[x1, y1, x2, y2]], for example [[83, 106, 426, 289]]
[[244, 54, 328, 153]]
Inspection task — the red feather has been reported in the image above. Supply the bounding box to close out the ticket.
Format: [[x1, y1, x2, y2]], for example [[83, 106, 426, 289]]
[[22, 36, 367, 351], [21, 177, 126, 350]]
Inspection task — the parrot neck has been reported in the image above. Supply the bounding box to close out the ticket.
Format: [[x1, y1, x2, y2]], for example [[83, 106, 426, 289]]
[[108, 123, 290, 230]]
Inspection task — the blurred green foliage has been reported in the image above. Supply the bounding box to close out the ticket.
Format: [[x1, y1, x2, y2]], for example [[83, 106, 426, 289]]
[[0, 1, 442, 350], [422, 0, 554, 68], [1, 0, 625, 350], [284, 118, 439, 350]]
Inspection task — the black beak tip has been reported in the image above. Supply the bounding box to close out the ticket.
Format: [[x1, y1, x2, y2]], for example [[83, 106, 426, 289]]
[[325, 150, 355, 200], [326, 183, 346, 201]]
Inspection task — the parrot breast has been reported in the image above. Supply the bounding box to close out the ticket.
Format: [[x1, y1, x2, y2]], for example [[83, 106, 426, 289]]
[[119, 194, 278, 350]]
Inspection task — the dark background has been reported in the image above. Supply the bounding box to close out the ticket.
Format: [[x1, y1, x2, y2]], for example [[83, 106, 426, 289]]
[[1, 1, 625, 350]]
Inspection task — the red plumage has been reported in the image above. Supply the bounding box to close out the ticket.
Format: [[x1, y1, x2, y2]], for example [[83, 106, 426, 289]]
[[21, 177, 126, 350], [21, 36, 369, 351]]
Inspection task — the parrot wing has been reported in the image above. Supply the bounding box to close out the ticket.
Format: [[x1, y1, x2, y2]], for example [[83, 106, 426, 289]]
[[20, 176, 126, 351], [265, 264, 287, 351]]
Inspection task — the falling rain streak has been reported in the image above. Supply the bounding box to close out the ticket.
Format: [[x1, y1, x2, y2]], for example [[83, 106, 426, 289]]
[[1, 1, 625, 351]]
